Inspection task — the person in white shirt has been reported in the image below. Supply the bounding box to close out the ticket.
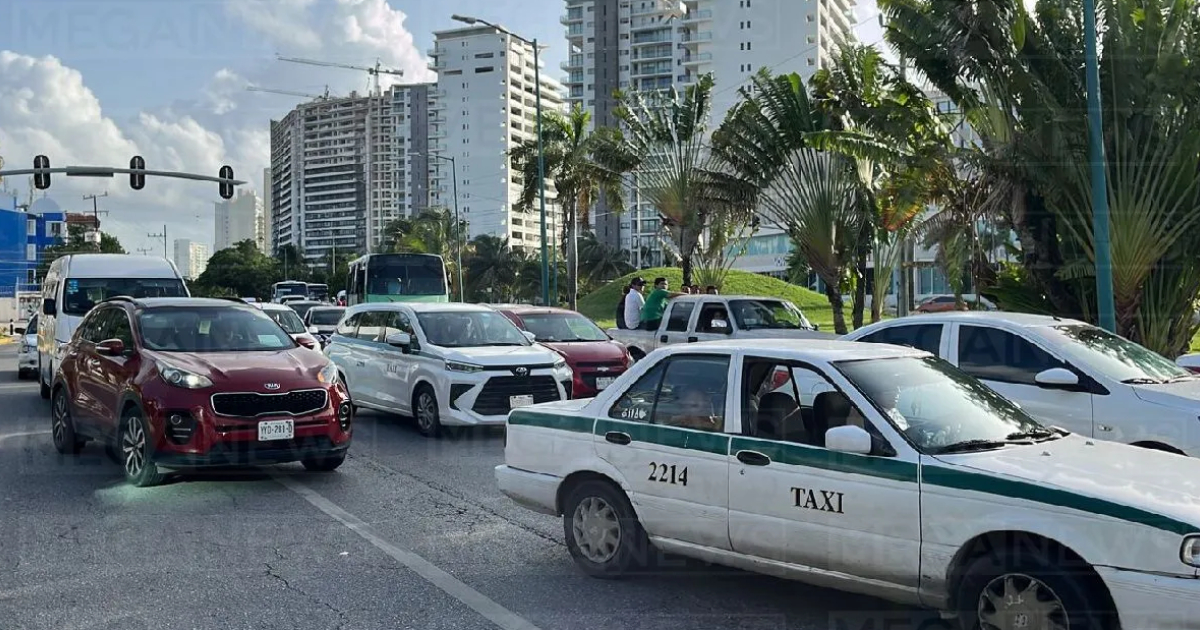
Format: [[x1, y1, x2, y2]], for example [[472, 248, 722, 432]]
[[623, 277, 646, 330]]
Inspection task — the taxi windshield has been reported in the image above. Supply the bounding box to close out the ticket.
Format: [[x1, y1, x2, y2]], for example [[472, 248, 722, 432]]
[[416, 311, 530, 348], [833, 356, 1050, 454]]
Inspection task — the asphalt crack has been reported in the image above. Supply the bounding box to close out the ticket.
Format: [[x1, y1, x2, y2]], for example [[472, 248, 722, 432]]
[[54, 525, 80, 545], [348, 452, 564, 548], [263, 562, 351, 629]]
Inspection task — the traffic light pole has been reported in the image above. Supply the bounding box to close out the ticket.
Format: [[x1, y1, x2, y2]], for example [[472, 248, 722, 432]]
[[2, 162, 245, 199]]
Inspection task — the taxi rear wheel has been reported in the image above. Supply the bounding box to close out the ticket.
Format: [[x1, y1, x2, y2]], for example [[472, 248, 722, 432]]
[[562, 480, 647, 579], [956, 547, 1109, 630]]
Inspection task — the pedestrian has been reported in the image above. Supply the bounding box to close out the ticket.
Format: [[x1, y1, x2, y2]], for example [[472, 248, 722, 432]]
[[7, 319, 12, 336], [690, 284, 701, 294], [706, 285, 718, 295], [615, 285, 631, 329], [622, 277, 647, 330], [639, 277, 687, 330]]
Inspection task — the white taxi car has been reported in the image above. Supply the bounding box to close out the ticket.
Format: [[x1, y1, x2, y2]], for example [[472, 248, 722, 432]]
[[17, 314, 38, 379], [496, 340, 1200, 630], [324, 302, 573, 437]]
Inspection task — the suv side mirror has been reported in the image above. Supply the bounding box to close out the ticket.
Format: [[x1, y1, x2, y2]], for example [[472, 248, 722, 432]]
[[522, 330, 538, 343], [385, 332, 413, 352], [42, 299, 55, 316], [1034, 367, 1079, 389], [307, 326, 320, 335], [825, 425, 873, 455], [96, 338, 125, 357]]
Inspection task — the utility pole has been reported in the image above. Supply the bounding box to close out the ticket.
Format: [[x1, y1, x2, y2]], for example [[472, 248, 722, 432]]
[[147, 225, 166, 258], [82, 191, 108, 225]]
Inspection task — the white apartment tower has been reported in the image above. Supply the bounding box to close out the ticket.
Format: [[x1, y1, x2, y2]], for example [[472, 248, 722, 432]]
[[214, 189, 264, 252], [427, 26, 566, 249], [172, 239, 210, 280], [564, 0, 856, 263], [261, 167, 272, 253], [268, 84, 433, 261]]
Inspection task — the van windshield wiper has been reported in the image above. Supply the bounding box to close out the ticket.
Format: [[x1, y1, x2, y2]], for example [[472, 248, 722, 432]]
[[1120, 377, 1163, 384], [1005, 428, 1061, 442]]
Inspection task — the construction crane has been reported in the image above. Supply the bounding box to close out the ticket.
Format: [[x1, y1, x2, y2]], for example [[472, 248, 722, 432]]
[[246, 85, 331, 101], [275, 55, 404, 96]]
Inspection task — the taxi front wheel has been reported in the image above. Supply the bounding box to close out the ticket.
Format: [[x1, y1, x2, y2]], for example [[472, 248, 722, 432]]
[[562, 480, 648, 579], [956, 547, 1110, 630]]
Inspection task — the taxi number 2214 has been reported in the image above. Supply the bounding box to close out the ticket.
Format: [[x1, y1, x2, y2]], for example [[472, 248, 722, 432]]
[[648, 462, 688, 486]]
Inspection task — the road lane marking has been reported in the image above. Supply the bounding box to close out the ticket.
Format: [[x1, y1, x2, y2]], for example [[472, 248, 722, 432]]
[[0, 430, 50, 445], [272, 472, 543, 630]]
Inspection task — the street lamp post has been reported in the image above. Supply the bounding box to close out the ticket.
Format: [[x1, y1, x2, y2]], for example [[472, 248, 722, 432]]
[[1084, 0, 1115, 332], [412, 151, 465, 301], [452, 14, 548, 305]]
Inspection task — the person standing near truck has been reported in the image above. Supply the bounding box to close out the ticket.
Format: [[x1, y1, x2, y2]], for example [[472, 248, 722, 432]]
[[622, 277, 647, 330], [640, 277, 687, 330]]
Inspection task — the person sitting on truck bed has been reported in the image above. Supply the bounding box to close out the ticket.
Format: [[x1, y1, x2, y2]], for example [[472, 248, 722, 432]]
[[639, 277, 687, 330], [621, 277, 647, 330]]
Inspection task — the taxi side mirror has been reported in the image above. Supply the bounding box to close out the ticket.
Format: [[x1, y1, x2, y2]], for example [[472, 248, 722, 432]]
[[825, 425, 872, 455]]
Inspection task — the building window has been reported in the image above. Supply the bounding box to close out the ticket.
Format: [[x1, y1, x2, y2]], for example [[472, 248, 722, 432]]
[[475, 66, 494, 73], [26, 244, 36, 262], [747, 41, 752, 50], [740, 42, 744, 50], [26, 218, 35, 234], [474, 52, 494, 58]]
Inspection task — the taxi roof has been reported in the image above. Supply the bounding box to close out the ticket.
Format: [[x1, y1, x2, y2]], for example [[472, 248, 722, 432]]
[[662, 338, 927, 362]]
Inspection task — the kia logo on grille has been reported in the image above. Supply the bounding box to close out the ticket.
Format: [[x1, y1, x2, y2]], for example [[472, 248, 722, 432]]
[[264, 383, 281, 390], [514, 367, 529, 377]]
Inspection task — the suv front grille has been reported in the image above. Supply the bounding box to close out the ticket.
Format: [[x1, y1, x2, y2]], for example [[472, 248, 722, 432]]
[[472, 376, 561, 415], [210, 389, 328, 418]]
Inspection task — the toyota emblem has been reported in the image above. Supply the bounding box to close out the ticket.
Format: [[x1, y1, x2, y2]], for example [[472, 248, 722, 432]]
[[264, 383, 281, 390], [514, 367, 529, 377]]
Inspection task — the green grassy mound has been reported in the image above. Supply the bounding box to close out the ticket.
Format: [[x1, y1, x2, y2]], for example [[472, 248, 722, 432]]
[[577, 267, 833, 328]]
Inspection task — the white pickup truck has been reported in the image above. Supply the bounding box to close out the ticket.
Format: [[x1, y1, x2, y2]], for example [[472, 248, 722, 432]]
[[608, 294, 835, 359]]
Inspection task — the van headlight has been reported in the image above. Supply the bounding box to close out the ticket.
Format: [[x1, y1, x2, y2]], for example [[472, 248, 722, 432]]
[[445, 360, 484, 373], [157, 362, 213, 389], [1181, 535, 1200, 568], [317, 362, 340, 384]]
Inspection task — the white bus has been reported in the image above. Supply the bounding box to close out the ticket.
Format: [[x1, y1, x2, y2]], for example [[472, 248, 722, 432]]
[[38, 254, 189, 398], [345, 253, 449, 305], [306, 283, 329, 302], [272, 280, 308, 303]]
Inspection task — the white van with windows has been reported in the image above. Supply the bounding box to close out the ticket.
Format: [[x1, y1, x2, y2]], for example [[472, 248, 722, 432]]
[[37, 254, 189, 398], [323, 302, 574, 437]]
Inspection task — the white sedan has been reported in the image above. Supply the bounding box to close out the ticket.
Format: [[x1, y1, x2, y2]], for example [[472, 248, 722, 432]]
[[497, 340, 1200, 630], [17, 314, 37, 379]]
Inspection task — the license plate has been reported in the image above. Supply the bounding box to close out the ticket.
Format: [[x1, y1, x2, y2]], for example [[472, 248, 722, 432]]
[[595, 377, 615, 390], [509, 395, 535, 409], [258, 419, 294, 441]]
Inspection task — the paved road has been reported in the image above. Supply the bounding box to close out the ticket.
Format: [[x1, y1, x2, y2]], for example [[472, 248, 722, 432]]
[[0, 345, 944, 630]]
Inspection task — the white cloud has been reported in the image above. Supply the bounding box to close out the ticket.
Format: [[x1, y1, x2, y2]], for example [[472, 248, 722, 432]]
[[0, 0, 432, 256]]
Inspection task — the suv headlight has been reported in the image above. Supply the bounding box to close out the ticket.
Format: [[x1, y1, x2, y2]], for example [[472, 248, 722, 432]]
[[445, 360, 484, 373], [317, 362, 340, 384], [553, 357, 568, 371], [157, 362, 213, 389], [1182, 535, 1200, 568]]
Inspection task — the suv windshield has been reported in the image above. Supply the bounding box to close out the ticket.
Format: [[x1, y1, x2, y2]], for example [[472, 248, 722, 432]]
[[834, 355, 1048, 454], [264, 308, 305, 334], [1050, 324, 1189, 383], [137, 307, 297, 352], [520, 312, 608, 342], [63, 278, 187, 316], [728, 299, 814, 331], [308, 308, 345, 326], [416, 311, 530, 347]]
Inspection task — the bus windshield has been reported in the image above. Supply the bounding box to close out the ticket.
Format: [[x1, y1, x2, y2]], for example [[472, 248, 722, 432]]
[[367, 256, 446, 297], [307, 284, 329, 301], [274, 282, 307, 299]]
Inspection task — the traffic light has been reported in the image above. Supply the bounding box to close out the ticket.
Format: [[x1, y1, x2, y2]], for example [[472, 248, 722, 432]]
[[218, 165, 234, 199], [33, 155, 50, 189], [129, 155, 146, 190]]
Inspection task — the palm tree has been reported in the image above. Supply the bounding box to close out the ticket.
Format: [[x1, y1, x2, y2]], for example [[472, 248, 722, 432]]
[[465, 235, 523, 303], [613, 74, 758, 287], [880, 0, 1200, 353], [577, 231, 632, 292], [510, 106, 635, 309]]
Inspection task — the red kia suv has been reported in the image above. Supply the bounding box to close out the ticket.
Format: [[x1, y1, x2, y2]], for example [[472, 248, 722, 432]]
[[488, 305, 632, 398], [51, 296, 353, 487]]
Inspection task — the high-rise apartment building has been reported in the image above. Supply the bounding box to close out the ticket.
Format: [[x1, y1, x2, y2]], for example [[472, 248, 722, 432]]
[[172, 239, 209, 280], [427, 25, 566, 248], [214, 189, 264, 252], [564, 0, 856, 264], [268, 84, 433, 261], [261, 167, 272, 253]]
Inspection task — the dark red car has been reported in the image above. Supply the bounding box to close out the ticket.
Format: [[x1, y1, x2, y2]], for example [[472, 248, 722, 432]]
[[489, 305, 632, 398], [51, 297, 353, 487]]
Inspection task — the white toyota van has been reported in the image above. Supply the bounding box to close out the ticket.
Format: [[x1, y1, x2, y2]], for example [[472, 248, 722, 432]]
[[37, 254, 189, 398]]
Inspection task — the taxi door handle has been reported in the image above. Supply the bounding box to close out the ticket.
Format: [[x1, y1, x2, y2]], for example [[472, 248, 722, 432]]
[[605, 431, 631, 445], [659, 335, 668, 343], [736, 450, 771, 466]]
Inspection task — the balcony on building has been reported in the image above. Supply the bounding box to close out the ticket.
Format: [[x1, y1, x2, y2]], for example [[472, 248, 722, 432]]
[[682, 9, 712, 23], [681, 51, 712, 66], [560, 8, 584, 24], [679, 31, 712, 46]]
